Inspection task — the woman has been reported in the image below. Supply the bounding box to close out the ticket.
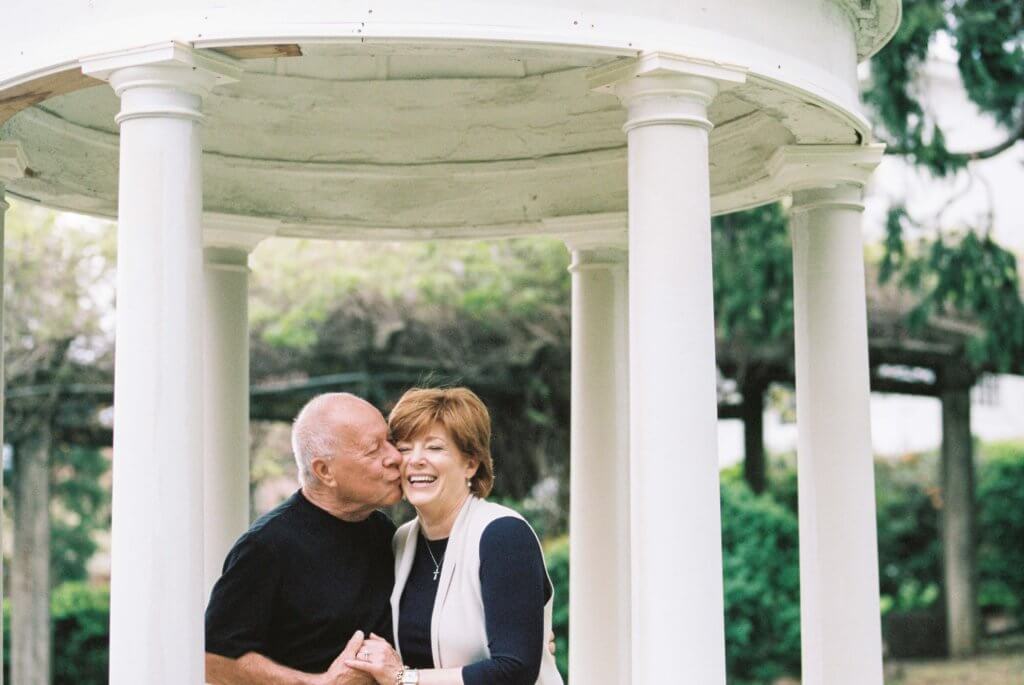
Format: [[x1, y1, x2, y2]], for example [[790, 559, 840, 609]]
[[346, 387, 563, 685]]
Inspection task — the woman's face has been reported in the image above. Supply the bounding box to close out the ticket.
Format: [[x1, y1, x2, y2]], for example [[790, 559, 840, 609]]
[[396, 422, 478, 513]]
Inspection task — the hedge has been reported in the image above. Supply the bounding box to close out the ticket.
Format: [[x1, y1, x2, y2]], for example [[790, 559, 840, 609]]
[[3, 582, 109, 684]]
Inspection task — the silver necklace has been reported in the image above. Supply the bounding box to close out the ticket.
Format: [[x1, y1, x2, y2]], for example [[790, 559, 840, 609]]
[[425, 539, 445, 582]]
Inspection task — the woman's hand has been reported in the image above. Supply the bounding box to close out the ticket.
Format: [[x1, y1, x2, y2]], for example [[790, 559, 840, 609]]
[[344, 633, 403, 685]]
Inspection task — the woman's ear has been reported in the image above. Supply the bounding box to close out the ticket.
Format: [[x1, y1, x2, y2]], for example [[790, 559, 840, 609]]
[[464, 457, 480, 481]]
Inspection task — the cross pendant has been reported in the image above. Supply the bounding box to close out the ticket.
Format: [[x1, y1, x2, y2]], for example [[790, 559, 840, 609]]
[[433, 569, 440, 581]]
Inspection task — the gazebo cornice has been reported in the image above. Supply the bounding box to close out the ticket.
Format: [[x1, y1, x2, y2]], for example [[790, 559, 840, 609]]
[[0, 142, 29, 183], [835, 0, 904, 60]]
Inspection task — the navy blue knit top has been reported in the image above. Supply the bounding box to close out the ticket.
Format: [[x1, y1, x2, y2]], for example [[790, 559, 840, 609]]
[[397, 516, 552, 685]]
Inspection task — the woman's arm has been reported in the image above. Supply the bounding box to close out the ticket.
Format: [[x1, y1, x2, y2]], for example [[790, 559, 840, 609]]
[[461, 517, 548, 685]]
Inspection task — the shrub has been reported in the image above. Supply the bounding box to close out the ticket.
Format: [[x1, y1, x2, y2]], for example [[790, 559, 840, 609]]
[[873, 453, 943, 608], [547, 481, 802, 684], [721, 480, 802, 684], [544, 536, 570, 679], [3, 582, 109, 685], [977, 441, 1024, 623]]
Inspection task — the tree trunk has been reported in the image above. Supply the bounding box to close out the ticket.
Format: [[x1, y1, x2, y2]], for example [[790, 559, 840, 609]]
[[742, 382, 766, 494], [12, 431, 52, 685], [940, 382, 979, 658]]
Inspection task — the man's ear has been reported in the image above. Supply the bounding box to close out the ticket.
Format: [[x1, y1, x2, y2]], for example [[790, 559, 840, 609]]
[[310, 457, 335, 488]]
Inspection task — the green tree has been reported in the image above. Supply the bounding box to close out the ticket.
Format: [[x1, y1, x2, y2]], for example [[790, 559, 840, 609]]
[[864, 0, 1023, 174], [864, 0, 1024, 374], [3, 200, 114, 683], [249, 237, 572, 504]]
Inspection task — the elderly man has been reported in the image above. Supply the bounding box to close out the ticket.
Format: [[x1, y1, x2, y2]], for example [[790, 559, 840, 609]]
[[205, 393, 403, 685]]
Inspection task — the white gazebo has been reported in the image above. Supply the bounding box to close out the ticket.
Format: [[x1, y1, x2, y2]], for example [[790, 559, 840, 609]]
[[0, 1, 901, 683]]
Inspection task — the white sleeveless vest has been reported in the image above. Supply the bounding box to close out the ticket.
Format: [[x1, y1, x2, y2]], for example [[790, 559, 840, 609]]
[[391, 496, 564, 685]]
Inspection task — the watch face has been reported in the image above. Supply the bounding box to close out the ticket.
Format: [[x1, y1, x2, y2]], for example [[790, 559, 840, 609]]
[[401, 670, 419, 684]]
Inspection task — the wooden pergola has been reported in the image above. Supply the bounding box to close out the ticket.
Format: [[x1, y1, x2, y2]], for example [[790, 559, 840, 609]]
[[718, 266, 1020, 659]]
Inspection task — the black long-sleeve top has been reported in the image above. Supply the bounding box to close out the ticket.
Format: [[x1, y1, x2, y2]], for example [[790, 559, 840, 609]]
[[397, 516, 552, 685], [205, 490, 395, 673]]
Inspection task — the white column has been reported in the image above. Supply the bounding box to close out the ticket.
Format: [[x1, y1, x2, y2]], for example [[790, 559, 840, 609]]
[[203, 245, 252, 602], [564, 228, 629, 685], [777, 145, 885, 685], [82, 44, 239, 685], [591, 53, 745, 685], [0, 141, 29, 685]]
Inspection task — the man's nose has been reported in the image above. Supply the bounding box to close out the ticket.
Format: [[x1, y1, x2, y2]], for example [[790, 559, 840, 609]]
[[384, 443, 402, 467]]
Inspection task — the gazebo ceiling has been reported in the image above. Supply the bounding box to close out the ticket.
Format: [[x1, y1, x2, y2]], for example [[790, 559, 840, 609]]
[[0, 0, 901, 239]]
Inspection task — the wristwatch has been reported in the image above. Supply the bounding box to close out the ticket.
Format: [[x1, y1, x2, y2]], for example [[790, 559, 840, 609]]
[[397, 666, 419, 684]]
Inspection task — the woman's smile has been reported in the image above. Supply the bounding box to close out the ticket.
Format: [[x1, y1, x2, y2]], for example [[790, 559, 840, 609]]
[[406, 473, 438, 490]]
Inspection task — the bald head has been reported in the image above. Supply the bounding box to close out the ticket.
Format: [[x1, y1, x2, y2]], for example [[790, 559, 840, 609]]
[[291, 393, 381, 487]]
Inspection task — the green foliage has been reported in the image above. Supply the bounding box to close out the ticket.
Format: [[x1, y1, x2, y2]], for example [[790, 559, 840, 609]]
[[712, 204, 794, 352], [864, 0, 1024, 174], [545, 537, 570, 679], [3, 583, 110, 684], [546, 481, 803, 685], [51, 446, 110, 583], [720, 480, 802, 685], [879, 206, 1024, 372], [879, 579, 942, 615], [2, 201, 115, 587], [768, 443, 1024, 627], [2, 202, 116, 365], [249, 237, 573, 503], [874, 453, 944, 605], [249, 238, 570, 354], [864, 0, 957, 173], [954, 0, 1024, 128], [976, 441, 1024, 622]]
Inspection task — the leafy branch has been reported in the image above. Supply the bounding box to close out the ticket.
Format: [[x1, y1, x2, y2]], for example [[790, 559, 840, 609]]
[[864, 0, 1024, 176], [879, 206, 1024, 372]]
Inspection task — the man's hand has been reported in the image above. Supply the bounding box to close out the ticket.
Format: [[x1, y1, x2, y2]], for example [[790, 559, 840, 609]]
[[316, 631, 374, 685], [548, 630, 557, 655]]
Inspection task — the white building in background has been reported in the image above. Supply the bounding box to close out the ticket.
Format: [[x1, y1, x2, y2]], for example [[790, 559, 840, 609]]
[[720, 52, 1024, 465]]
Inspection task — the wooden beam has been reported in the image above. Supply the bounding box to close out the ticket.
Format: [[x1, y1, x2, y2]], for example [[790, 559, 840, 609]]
[[0, 69, 103, 127], [213, 44, 302, 60], [869, 374, 940, 397]]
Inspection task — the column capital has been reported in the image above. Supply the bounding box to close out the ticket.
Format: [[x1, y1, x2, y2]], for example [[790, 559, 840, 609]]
[[81, 42, 241, 124], [204, 212, 278, 254], [790, 183, 867, 214], [566, 232, 628, 272], [768, 144, 885, 194], [0, 140, 29, 186], [589, 52, 747, 132], [204, 246, 250, 274], [81, 41, 241, 95], [0, 141, 29, 211], [547, 213, 627, 269]]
